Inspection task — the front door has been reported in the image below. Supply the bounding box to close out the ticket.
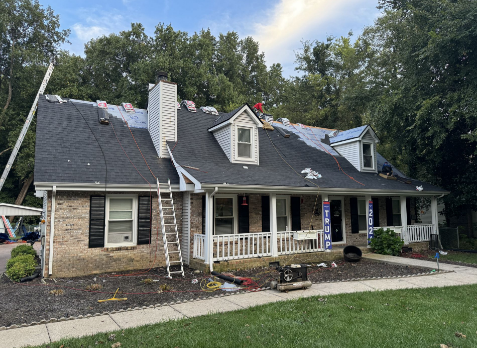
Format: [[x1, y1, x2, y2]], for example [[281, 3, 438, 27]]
[[330, 200, 343, 242]]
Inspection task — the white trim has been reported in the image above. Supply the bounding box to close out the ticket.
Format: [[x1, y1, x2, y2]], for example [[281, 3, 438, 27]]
[[213, 194, 238, 235], [167, 144, 201, 191], [234, 125, 255, 162], [48, 186, 56, 275], [276, 195, 291, 232], [104, 194, 138, 248], [34, 182, 181, 192], [361, 141, 375, 171], [328, 195, 346, 244], [208, 105, 262, 132]]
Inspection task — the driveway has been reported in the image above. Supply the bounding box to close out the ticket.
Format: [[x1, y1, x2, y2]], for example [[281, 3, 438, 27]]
[[0, 242, 42, 275]]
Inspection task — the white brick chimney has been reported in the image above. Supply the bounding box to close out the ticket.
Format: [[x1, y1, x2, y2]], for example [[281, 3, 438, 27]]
[[148, 72, 177, 158]]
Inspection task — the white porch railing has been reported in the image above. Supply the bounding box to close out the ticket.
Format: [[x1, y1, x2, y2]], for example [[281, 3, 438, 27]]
[[212, 232, 272, 261], [193, 234, 205, 260], [373, 224, 435, 244], [277, 230, 324, 255]]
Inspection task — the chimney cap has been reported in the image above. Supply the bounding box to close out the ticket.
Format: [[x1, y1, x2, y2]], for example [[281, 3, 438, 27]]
[[156, 71, 168, 82]]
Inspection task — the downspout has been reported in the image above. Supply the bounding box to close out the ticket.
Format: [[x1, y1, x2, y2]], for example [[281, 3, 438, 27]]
[[209, 187, 218, 273], [48, 186, 56, 276]]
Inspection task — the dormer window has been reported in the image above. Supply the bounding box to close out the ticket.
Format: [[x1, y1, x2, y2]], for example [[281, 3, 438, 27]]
[[237, 127, 252, 159], [362, 143, 374, 169]]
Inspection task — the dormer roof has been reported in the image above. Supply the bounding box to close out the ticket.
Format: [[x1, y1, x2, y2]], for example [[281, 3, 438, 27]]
[[330, 125, 379, 146], [208, 104, 262, 132]]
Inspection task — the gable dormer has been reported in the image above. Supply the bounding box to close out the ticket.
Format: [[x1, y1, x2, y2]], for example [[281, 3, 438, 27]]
[[208, 104, 261, 165], [330, 125, 379, 173]]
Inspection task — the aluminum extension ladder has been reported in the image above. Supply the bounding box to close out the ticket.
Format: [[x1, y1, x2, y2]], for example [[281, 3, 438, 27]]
[[157, 178, 184, 278], [0, 62, 55, 191]]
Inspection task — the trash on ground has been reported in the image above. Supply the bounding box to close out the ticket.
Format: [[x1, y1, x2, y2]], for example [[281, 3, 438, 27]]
[[317, 262, 328, 268], [191, 279, 198, 284], [331, 262, 337, 268], [439, 250, 448, 255], [220, 282, 240, 291]]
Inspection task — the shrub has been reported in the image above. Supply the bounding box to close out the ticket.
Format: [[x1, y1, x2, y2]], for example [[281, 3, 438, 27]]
[[370, 228, 404, 256], [6, 254, 37, 282], [11, 244, 36, 259]]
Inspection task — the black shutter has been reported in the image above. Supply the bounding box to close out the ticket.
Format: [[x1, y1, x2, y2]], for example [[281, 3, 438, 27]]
[[386, 197, 393, 226], [202, 195, 206, 235], [291, 197, 301, 231], [406, 197, 411, 225], [350, 197, 359, 234], [262, 196, 270, 232], [238, 196, 249, 233], [373, 197, 380, 227], [89, 196, 105, 248], [137, 196, 152, 245]]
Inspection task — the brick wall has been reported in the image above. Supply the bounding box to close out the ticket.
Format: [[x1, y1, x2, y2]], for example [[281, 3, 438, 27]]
[[44, 191, 182, 278]]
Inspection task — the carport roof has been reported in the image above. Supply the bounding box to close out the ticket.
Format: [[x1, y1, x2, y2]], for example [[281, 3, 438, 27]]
[[0, 203, 42, 216]]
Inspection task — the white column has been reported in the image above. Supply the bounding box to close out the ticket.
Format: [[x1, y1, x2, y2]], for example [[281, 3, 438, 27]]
[[431, 196, 438, 235], [365, 195, 372, 247], [204, 192, 214, 265], [270, 193, 278, 257], [400, 196, 408, 244]]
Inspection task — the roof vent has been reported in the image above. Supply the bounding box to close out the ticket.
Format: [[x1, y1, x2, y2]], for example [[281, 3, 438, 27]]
[[277, 117, 290, 126], [121, 102, 135, 113], [181, 100, 197, 112], [156, 71, 168, 83], [98, 108, 110, 125], [328, 130, 340, 138], [96, 100, 108, 109], [177, 101, 181, 109], [200, 106, 219, 115]]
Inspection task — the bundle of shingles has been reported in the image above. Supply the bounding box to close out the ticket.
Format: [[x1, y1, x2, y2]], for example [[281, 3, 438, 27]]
[[301, 168, 322, 179]]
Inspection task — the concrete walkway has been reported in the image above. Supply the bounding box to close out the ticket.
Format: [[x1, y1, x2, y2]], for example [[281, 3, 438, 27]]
[[2, 255, 477, 348]]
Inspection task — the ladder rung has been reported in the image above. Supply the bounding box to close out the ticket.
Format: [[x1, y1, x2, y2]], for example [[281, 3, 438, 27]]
[[165, 233, 177, 235], [169, 271, 183, 274], [169, 261, 182, 263], [163, 215, 174, 217], [164, 223, 175, 226], [168, 250, 180, 253], [161, 198, 172, 201]]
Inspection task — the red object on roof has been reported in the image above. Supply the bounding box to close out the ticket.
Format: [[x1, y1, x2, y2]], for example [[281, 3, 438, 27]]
[[253, 103, 263, 113]]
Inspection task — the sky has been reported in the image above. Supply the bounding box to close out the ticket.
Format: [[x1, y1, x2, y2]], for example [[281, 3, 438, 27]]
[[39, 0, 380, 77]]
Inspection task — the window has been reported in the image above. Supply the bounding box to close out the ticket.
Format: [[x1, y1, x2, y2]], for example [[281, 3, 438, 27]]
[[214, 196, 236, 235], [276, 196, 290, 231], [358, 199, 367, 231], [362, 142, 374, 169], [106, 196, 137, 246], [392, 198, 401, 226], [237, 127, 252, 159]]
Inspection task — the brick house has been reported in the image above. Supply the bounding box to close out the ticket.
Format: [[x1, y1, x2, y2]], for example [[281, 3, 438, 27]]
[[34, 75, 448, 278]]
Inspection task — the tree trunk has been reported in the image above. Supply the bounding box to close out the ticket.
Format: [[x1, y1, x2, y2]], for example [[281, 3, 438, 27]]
[[0, 147, 11, 156], [8, 172, 34, 221], [0, 41, 14, 130]]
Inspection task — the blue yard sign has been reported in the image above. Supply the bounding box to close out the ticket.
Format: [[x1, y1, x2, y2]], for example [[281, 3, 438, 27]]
[[323, 201, 332, 250], [367, 200, 374, 244]]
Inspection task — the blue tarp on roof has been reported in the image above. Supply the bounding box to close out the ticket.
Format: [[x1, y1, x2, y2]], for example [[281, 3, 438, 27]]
[[329, 125, 367, 144]]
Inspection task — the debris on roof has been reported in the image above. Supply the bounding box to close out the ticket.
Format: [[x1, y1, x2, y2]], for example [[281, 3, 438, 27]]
[[121, 102, 135, 113], [45, 94, 67, 103], [181, 100, 197, 112], [96, 100, 108, 109], [177, 101, 181, 109], [416, 185, 423, 191], [262, 120, 274, 131], [301, 168, 322, 179], [263, 114, 274, 123], [200, 106, 219, 115], [277, 117, 290, 126]]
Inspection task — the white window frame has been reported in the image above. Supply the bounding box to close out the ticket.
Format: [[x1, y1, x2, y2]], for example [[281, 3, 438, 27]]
[[362, 141, 375, 170], [105, 194, 138, 247], [235, 125, 255, 162], [357, 198, 367, 233], [276, 195, 291, 232], [213, 194, 238, 235]]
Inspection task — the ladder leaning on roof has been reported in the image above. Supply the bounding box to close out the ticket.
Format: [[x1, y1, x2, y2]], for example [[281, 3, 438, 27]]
[[0, 63, 55, 192], [156, 178, 185, 278]]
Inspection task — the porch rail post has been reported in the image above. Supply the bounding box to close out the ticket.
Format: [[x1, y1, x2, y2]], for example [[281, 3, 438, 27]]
[[204, 191, 215, 265], [270, 193, 278, 257], [400, 196, 408, 244], [431, 196, 438, 236]]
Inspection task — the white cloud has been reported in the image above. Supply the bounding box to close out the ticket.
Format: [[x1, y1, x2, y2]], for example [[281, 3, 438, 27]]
[[250, 0, 379, 77]]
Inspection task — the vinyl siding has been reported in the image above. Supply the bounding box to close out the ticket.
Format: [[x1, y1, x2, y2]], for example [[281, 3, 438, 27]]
[[213, 125, 232, 161], [360, 130, 377, 172], [182, 191, 191, 264], [231, 111, 259, 165], [333, 141, 360, 170]]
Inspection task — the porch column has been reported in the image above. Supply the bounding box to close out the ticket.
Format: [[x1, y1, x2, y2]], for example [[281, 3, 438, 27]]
[[400, 196, 408, 244], [431, 196, 438, 235], [365, 195, 373, 246], [322, 194, 331, 251], [204, 191, 214, 265], [270, 193, 278, 257]]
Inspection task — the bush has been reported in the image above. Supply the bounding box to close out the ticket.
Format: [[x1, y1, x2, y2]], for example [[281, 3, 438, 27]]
[[370, 228, 404, 256], [11, 244, 36, 258], [6, 254, 37, 282]]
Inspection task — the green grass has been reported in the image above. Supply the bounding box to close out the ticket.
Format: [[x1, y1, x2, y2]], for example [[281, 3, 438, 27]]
[[36, 285, 477, 348], [440, 252, 477, 265]]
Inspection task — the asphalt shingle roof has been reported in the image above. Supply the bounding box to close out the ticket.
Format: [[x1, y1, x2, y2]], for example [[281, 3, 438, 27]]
[[34, 96, 178, 186], [209, 105, 244, 128]]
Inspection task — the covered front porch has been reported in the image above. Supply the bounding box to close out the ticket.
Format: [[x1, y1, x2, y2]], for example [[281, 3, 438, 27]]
[[188, 190, 440, 268]]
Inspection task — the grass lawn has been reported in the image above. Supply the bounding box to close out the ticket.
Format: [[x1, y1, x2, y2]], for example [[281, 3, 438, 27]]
[[36, 285, 477, 348], [440, 252, 477, 265]]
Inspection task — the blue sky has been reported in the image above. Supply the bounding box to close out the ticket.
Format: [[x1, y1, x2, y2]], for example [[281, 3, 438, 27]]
[[40, 0, 380, 77]]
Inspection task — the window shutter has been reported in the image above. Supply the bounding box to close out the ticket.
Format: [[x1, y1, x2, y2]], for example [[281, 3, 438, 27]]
[[373, 197, 380, 227], [137, 196, 152, 245], [262, 196, 270, 232], [406, 197, 411, 225], [386, 197, 393, 226], [89, 196, 105, 248], [238, 196, 249, 233], [350, 197, 359, 234], [291, 197, 301, 231]]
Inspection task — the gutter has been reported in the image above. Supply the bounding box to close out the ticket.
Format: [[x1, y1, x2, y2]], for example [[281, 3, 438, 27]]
[[209, 187, 218, 273], [34, 182, 181, 192], [48, 185, 56, 276]]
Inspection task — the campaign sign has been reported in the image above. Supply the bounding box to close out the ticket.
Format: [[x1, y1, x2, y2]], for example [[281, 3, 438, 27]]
[[367, 201, 374, 244], [323, 201, 332, 250]]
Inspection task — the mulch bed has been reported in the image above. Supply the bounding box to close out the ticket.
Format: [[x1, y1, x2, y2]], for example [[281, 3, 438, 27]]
[[401, 250, 477, 268], [0, 259, 433, 327]]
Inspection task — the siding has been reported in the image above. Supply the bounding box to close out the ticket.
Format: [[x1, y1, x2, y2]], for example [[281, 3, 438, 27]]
[[360, 130, 377, 172], [148, 81, 177, 158], [182, 191, 191, 264], [333, 141, 360, 170], [213, 125, 232, 161], [231, 111, 259, 165]]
